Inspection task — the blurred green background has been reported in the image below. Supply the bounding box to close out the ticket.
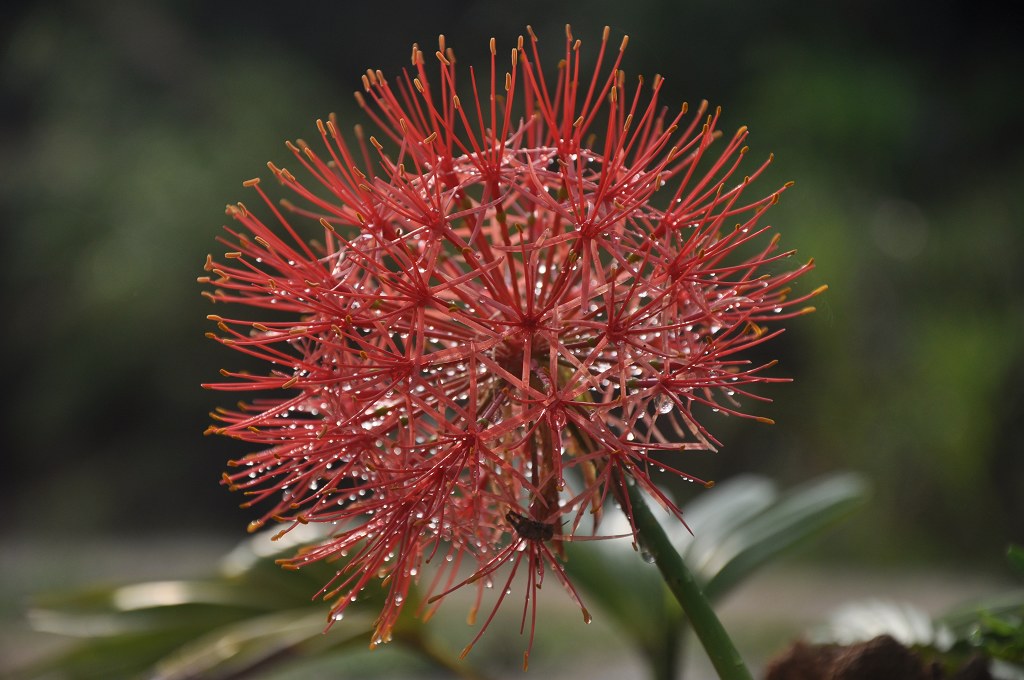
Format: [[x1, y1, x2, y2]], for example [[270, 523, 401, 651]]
[[2, 0, 1021, 604]]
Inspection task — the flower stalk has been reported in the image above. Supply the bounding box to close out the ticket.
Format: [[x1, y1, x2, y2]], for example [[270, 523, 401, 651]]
[[626, 479, 753, 680]]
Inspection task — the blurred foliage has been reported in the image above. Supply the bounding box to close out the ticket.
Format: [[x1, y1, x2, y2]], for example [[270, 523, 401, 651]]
[[815, 544, 1024, 676], [12, 522, 490, 680], [565, 472, 869, 677], [10, 473, 865, 679], [1, 0, 1021, 567]]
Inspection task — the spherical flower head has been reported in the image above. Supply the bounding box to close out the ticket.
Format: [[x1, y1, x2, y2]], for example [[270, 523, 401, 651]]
[[201, 25, 823, 664]]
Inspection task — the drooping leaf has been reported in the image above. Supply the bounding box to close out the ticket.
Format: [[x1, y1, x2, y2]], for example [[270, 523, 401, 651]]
[[150, 608, 373, 680], [564, 472, 868, 672], [697, 472, 869, 601]]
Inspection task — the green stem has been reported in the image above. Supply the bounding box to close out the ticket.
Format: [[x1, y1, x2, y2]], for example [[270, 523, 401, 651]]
[[625, 481, 753, 680]]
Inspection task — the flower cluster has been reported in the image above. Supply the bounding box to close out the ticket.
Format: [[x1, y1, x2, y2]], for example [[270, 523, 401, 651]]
[[201, 25, 821, 663]]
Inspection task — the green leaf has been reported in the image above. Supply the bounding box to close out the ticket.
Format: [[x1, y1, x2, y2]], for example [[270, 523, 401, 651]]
[[678, 475, 779, 584], [940, 590, 1024, 637], [564, 472, 868, 668], [14, 524, 471, 680], [149, 608, 374, 680], [14, 628, 219, 680], [697, 472, 869, 601]]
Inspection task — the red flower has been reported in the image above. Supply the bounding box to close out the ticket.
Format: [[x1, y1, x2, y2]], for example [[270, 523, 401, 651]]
[[201, 24, 822, 663]]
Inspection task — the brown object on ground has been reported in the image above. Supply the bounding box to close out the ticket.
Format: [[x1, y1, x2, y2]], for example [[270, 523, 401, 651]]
[[763, 634, 994, 680]]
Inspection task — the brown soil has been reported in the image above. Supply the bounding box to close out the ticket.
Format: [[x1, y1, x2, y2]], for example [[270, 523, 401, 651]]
[[763, 634, 993, 680]]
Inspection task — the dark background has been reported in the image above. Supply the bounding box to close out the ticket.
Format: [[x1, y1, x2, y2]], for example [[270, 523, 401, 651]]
[[2, 0, 1022, 572]]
